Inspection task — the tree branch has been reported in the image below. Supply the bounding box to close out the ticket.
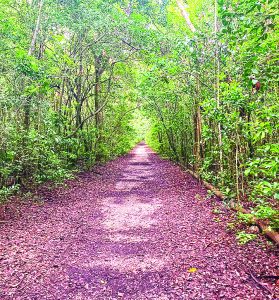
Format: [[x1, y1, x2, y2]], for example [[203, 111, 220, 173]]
[[176, 0, 196, 33]]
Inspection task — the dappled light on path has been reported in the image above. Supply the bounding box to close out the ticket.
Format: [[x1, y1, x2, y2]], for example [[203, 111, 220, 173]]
[[0, 143, 277, 299], [98, 143, 166, 275], [102, 196, 161, 231]]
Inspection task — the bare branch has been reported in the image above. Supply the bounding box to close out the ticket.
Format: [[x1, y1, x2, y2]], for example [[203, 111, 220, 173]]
[[176, 0, 196, 33]]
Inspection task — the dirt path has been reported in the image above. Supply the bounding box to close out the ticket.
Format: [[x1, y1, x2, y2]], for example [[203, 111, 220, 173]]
[[0, 143, 278, 300]]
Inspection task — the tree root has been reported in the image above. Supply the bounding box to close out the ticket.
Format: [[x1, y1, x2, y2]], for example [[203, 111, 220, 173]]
[[248, 271, 274, 296], [185, 168, 279, 245]]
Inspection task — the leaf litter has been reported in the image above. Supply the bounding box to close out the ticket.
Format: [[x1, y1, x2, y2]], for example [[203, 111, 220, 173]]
[[0, 143, 278, 299]]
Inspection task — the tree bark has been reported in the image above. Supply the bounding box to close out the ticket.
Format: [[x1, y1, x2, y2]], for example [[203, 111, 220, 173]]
[[193, 78, 202, 172], [28, 0, 44, 56], [214, 0, 223, 175], [176, 0, 196, 33], [23, 0, 44, 132]]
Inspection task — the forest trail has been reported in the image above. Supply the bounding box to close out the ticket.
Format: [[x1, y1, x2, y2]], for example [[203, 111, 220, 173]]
[[0, 143, 277, 300]]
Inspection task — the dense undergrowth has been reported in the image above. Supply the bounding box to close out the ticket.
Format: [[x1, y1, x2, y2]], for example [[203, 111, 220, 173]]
[[0, 0, 278, 230]]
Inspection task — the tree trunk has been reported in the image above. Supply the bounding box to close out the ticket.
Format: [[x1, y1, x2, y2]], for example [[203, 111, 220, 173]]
[[24, 0, 44, 132], [28, 0, 44, 56], [76, 45, 83, 129], [193, 78, 202, 173], [214, 0, 223, 175], [176, 0, 196, 33], [94, 55, 104, 161]]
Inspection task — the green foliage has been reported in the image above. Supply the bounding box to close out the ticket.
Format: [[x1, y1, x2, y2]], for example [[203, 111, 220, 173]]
[[142, 0, 278, 230], [237, 206, 278, 231], [237, 212, 254, 224], [253, 205, 279, 230], [212, 208, 222, 215], [0, 0, 151, 197], [236, 231, 257, 245], [226, 222, 236, 231], [0, 185, 20, 202]]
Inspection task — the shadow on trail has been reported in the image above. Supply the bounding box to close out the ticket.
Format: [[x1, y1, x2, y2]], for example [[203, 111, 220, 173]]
[[0, 142, 277, 300], [67, 265, 173, 299]]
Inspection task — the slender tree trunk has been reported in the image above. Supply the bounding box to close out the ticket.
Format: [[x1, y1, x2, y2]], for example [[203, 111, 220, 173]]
[[94, 56, 104, 161], [194, 104, 202, 172], [247, 109, 254, 157], [76, 46, 83, 129], [235, 123, 240, 203], [24, 0, 44, 132], [214, 0, 223, 175], [176, 0, 196, 33], [94, 70, 101, 130], [28, 0, 44, 56], [193, 78, 202, 173]]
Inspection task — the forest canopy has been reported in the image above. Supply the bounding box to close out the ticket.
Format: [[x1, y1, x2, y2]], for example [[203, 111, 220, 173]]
[[0, 0, 278, 229]]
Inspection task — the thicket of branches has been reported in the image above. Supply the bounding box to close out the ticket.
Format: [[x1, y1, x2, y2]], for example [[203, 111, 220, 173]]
[[143, 0, 278, 230], [0, 0, 154, 192]]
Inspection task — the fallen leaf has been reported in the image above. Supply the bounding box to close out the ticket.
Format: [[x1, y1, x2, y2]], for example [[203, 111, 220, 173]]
[[188, 267, 197, 273]]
